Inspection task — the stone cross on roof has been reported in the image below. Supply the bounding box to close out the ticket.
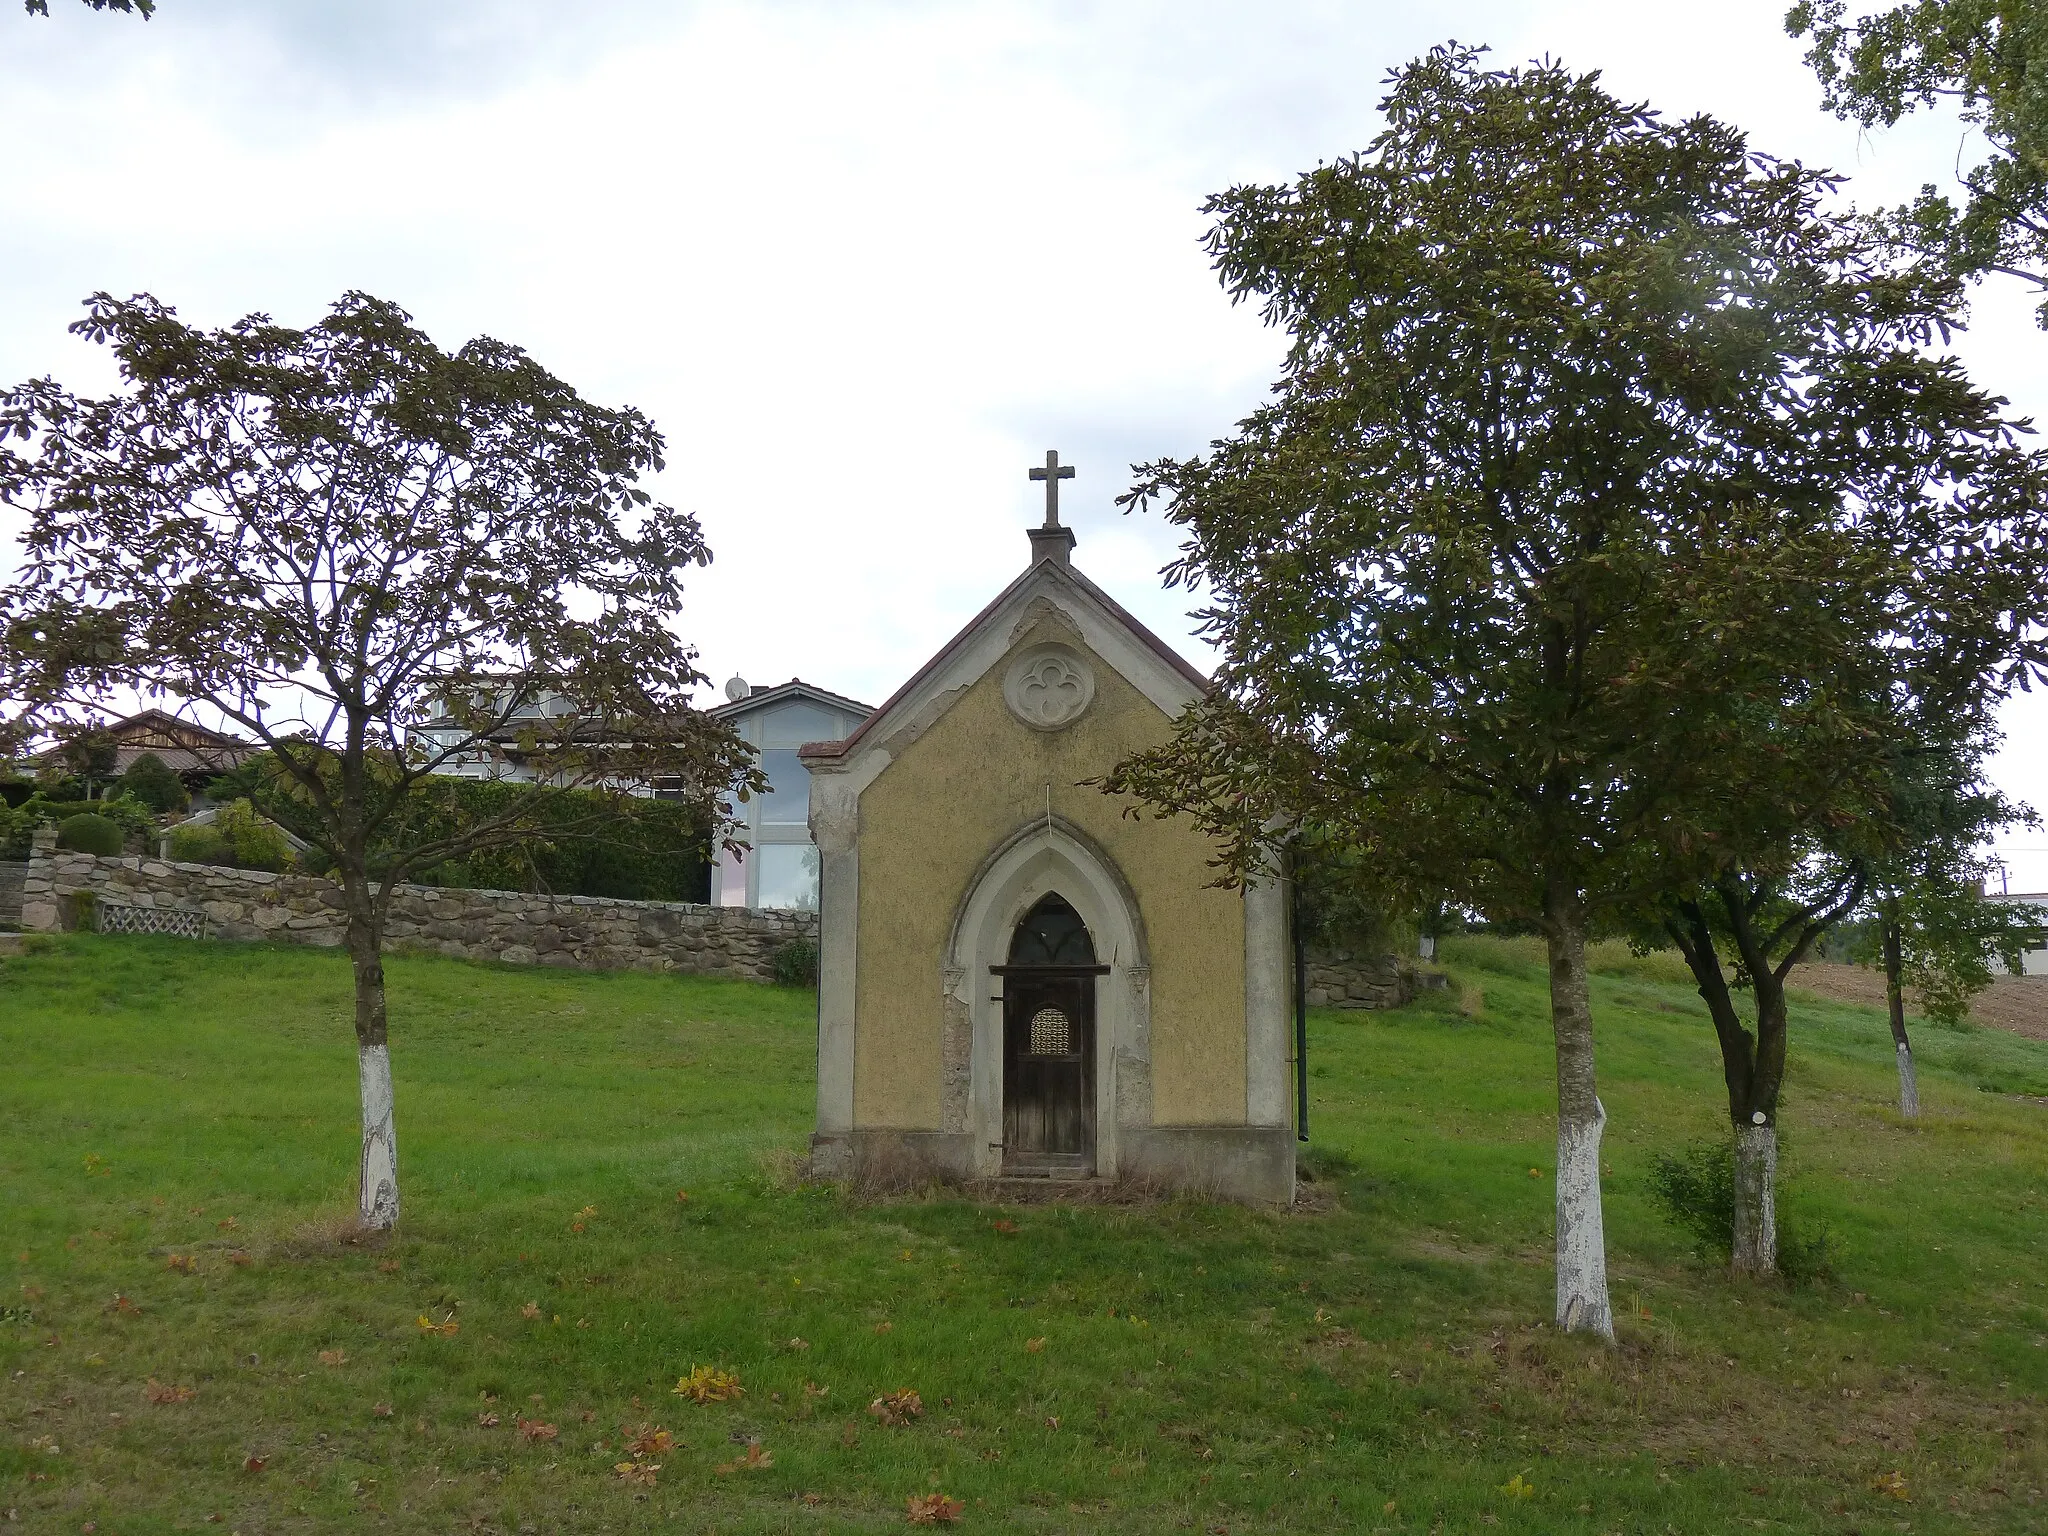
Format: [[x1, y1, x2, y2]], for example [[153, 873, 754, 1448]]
[[1026, 449, 1078, 567]]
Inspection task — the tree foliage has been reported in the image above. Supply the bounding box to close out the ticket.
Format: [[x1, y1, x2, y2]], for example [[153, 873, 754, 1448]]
[[22, 0, 154, 14], [1789, 0, 2048, 320]]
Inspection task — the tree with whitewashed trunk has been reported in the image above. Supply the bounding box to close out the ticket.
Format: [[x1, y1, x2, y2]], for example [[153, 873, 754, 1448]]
[[1866, 740, 2044, 1115], [1099, 46, 2046, 1338], [0, 291, 760, 1231]]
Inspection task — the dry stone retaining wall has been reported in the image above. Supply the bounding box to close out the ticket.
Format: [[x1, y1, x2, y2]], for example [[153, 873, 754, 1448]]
[[20, 832, 1410, 1003], [1303, 946, 1423, 1010], [21, 834, 815, 982]]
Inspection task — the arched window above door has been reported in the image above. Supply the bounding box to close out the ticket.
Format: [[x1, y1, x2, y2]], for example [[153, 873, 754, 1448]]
[[1008, 892, 1097, 967]]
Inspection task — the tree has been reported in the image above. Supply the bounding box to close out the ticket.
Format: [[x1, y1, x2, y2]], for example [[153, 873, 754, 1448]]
[[1789, 1, 2048, 321], [1653, 859, 1869, 1275], [118, 750, 188, 814], [1102, 46, 2043, 1337], [51, 724, 117, 797], [1866, 739, 2043, 1113], [0, 291, 759, 1231]]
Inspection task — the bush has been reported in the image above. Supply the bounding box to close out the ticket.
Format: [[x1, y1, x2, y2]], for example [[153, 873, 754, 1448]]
[[166, 799, 292, 873], [772, 937, 818, 987], [118, 752, 190, 814], [208, 757, 712, 902], [56, 812, 125, 856], [1648, 1137, 1832, 1285]]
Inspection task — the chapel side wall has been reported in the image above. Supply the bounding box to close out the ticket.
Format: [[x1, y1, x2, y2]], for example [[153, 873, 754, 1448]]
[[851, 635, 1247, 1130], [20, 843, 814, 981]]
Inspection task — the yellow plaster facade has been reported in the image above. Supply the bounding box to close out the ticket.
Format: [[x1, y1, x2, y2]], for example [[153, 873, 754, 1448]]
[[851, 617, 1247, 1130]]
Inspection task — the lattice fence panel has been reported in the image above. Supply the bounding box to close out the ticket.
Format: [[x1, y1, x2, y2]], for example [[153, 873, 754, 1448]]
[[96, 900, 209, 940]]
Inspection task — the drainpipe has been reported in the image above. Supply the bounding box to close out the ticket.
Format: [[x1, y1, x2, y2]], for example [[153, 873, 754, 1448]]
[[1291, 882, 1309, 1142]]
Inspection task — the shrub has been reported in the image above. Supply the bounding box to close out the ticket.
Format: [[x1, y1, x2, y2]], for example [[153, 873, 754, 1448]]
[[118, 752, 189, 814], [772, 937, 818, 987], [56, 812, 125, 856], [167, 799, 291, 872], [1648, 1138, 1832, 1285]]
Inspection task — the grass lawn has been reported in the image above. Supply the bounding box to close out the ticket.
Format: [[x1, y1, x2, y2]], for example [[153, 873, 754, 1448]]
[[2, 932, 2045, 1534]]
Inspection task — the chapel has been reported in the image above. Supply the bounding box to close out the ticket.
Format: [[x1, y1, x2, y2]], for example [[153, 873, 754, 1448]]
[[799, 453, 1296, 1205]]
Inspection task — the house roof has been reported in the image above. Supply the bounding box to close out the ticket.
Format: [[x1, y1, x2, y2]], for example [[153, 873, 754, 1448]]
[[799, 557, 1208, 764], [710, 678, 875, 722], [29, 709, 255, 778], [103, 709, 252, 750]]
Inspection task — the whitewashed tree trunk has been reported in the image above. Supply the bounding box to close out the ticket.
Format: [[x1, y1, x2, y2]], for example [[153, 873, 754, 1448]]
[[1545, 889, 1614, 1341], [358, 1040, 400, 1229], [346, 902, 400, 1231], [1731, 1119, 1777, 1276], [1882, 906, 1919, 1118]]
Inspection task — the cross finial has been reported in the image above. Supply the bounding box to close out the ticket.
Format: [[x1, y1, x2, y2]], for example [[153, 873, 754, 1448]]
[[1027, 449, 1075, 529]]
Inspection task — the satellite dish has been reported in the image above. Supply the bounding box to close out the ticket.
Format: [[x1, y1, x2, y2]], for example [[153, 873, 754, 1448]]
[[723, 675, 752, 702]]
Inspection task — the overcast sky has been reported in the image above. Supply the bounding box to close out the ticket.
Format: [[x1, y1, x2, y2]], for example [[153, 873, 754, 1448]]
[[5, 0, 2047, 885]]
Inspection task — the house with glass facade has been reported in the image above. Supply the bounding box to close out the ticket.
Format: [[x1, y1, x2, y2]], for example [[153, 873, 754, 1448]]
[[709, 678, 873, 911]]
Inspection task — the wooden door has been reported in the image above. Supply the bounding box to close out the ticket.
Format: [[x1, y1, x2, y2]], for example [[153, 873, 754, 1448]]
[[1001, 970, 1095, 1176]]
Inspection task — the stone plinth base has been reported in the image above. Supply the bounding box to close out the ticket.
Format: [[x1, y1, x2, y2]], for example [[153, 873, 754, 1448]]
[[811, 1124, 1296, 1207]]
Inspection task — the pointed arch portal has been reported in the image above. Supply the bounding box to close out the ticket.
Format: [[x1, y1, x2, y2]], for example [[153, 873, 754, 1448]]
[[946, 817, 1149, 1180]]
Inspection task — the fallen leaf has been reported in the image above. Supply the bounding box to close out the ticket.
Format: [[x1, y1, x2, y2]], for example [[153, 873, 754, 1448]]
[[371, 1403, 392, 1418], [674, 1365, 744, 1403], [377, 1260, 400, 1274], [216, 1217, 237, 1231], [614, 1460, 660, 1487], [1500, 1472, 1535, 1499], [873, 1321, 893, 1335], [242, 1456, 267, 1473], [1873, 1470, 1911, 1502], [165, 1254, 197, 1274], [715, 1440, 774, 1474], [318, 1349, 347, 1367], [675, 1189, 690, 1204], [868, 1389, 924, 1427], [803, 1381, 829, 1400], [1044, 1415, 1061, 1430], [145, 1379, 196, 1405], [476, 1412, 501, 1427], [1024, 1337, 1045, 1353], [227, 1250, 252, 1268], [906, 1492, 965, 1524], [785, 1336, 810, 1351], [108, 1295, 141, 1316], [517, 1419, 558, 1443], [624, 1425, 674, 1457], [520, 1302, 541, 1320], [991, 1219, 1019, 1236], [414, 1314, 459, 1337]]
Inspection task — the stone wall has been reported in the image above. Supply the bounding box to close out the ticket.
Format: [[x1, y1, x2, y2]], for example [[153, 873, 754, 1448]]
[[1302, 946, 1423, 1010], [20, 831, 816, 982]]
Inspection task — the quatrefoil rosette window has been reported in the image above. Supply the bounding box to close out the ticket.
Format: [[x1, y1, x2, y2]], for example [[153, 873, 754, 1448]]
[[1003, 644, 1096, 731]]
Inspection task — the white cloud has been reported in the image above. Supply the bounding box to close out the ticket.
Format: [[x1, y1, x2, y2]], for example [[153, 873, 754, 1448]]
[[4, 0, 2044, 882]]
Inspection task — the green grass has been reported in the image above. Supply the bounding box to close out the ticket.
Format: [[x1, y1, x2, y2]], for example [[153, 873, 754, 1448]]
[[2, 932, 2045, 1534]]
